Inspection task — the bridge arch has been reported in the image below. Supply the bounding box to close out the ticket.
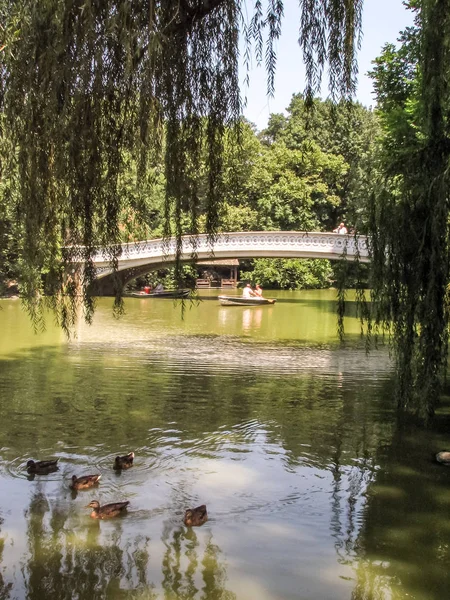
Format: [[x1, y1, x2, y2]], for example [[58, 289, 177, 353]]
[[87, 231, 369, 294]]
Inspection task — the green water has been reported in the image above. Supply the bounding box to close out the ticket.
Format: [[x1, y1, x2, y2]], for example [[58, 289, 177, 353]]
[[0, 290, 449, 600]]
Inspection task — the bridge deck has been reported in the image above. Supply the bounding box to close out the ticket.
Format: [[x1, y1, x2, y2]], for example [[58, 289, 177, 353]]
[[87, 231, 369, 280]]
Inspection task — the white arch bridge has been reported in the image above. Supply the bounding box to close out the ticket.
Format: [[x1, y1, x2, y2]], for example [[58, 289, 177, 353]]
[[88, 231, 369, 294]]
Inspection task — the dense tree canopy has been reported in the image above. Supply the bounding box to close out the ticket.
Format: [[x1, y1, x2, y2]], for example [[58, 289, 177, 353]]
[[262, 95, 380, 230], [222, 119, 352, 232], [367, 0, 450, 417], [0, 0, 362, 327]]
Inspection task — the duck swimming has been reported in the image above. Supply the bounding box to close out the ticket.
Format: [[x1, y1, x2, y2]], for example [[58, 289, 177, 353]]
[[26, 459, 59, 475], [70, 474, 102, 490], [184, 505, 208, 527], [113, 452, 135, 470], [86, 500, 130, 519]]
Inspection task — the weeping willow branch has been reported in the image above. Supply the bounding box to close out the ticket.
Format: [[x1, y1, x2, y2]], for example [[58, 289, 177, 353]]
[[368, 0, 450, 419], [0, 0, 363, 331]]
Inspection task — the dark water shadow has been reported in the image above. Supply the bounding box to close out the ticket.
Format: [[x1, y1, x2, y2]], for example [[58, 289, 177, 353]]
[[350, 404, 450, 599]]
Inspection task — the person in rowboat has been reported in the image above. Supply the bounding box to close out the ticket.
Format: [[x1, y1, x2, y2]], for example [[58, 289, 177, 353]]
[[242, 283, 256, 298], [254, 284, 263, 297]]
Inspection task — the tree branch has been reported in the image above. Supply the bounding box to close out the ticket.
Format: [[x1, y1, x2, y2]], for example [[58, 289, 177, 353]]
[[135, 0, 229, 67], [170, 0, 229, 34]]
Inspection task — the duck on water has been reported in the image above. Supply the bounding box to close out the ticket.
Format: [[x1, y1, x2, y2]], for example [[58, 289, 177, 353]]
[[26, 459, 59, 475], [86, 500, 130, 519]]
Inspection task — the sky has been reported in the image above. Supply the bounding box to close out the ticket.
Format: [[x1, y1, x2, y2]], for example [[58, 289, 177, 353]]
[[240, 0, 415, 130]]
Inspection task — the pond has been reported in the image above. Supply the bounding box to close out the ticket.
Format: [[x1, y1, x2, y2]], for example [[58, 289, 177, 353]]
[[0, 290, 449, 600]]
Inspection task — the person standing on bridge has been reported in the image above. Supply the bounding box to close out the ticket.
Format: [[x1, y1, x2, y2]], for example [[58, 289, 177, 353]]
[[333, 222, 348, 234]]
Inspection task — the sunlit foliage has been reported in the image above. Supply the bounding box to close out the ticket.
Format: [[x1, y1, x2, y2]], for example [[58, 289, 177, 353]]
[[0, 0, 363, 330], [241, 257, 333, 289]]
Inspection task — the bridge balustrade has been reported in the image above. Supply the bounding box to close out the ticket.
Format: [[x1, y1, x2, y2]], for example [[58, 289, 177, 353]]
[[88, 231, 369, 282]]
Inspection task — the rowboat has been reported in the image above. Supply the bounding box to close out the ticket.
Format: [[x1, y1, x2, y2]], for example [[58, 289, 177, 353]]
[[129, 289, 190, 299], [218, 295, 276, 306]]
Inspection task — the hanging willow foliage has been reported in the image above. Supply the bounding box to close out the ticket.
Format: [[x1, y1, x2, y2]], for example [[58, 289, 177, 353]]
[[0, 0, 363, 330], [368, 0, 450, 418]]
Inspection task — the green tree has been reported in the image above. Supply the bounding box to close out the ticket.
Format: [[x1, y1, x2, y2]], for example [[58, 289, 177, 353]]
[[117, 156, 166, 242], [0, 203, 20, 294], [241, 258, 332, 289], [262, 96, 381, 230], [0, 117, 20, 294], [367, 0, 450, 418], [220, 121, 349, 232], [255, 141, 348, 231], [0, 0, 363, 324]]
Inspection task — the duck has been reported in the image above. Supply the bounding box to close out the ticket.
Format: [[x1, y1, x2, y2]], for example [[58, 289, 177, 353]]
[[436, 451, 450, 465], [70, 474, 102, 490], [113, 452, 135, 470], [184, 504, 208, 527], [86, 500, 130, 519], [26, 459, 59, 475]]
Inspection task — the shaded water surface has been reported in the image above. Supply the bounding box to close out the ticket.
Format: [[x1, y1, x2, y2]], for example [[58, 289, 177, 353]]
[[0, 290, 449, 600]]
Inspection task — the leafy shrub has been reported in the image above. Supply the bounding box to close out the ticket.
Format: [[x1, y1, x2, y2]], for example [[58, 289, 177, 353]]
[[240, 258, 333, 289]]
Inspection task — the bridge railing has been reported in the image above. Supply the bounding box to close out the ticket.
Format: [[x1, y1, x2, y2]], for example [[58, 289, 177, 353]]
[[91, 231, 369, 266]]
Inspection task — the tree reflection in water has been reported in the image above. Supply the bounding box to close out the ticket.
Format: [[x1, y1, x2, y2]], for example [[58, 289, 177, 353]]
[[19, 490, 236, 600], [23, 490, 153, 600], [161, 523, 236, 600], [328, 408, 378, 568], [0, 515, 12, 599], [200, 538, 236, 600], [350, 415, 450, 600]]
